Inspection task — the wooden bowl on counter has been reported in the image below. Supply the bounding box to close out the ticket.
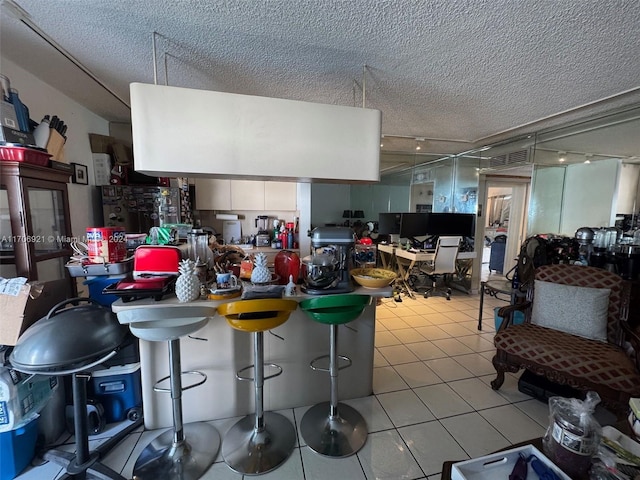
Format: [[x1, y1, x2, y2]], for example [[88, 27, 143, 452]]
[[350, 268, 396, 288]]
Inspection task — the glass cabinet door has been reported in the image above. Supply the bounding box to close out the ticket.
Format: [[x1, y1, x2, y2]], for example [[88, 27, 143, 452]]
[[1, 163, 73, 283], [0, 186, 18, 278], [27, 187, 70, 253]]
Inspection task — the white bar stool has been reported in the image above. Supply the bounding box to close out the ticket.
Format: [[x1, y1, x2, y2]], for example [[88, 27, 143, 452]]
[[116, 305, 220, 480]]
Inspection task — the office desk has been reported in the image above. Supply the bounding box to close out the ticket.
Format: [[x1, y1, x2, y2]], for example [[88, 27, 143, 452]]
[[377, 243, 396, 270], [379, 245, 477, 295], [394, 248, 477, 284]]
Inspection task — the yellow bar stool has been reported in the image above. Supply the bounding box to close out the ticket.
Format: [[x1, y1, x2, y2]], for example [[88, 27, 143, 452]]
[[115, 305, 220, 480], [299, 294, 371, 457], [217, 298, 298, 475]]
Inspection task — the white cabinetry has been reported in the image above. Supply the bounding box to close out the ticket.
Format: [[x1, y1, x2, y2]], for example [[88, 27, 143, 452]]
[[265, 181, 297, 211], [196, 179, 297, 211], [194, 178, 231, 210], [231, 180, 265, 210]]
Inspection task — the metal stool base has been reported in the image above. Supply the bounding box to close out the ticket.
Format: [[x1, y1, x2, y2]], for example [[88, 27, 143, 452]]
[[222, 412, 296, 475], [133, 422, 220, 480], [301, 401, 368, 457]]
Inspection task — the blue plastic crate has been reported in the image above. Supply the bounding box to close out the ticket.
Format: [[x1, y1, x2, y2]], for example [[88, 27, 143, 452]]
[[0, 417, 39, 480]]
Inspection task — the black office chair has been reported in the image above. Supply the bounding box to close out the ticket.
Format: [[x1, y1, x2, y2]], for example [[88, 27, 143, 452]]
[[416, 236, 462, 300]]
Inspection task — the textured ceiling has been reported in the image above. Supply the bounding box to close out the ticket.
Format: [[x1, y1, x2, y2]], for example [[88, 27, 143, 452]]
[[1, 0, 639, 164]]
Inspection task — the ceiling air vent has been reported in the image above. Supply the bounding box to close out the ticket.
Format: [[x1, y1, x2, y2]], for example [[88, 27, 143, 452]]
[[486, 148, 531, 170]]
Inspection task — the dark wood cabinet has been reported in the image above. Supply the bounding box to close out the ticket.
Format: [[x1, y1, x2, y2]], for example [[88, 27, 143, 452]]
[[1, 162, 74, 294]]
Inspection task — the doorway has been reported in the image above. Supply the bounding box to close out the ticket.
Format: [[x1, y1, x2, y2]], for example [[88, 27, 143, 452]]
[[475, 176, 531, 284]]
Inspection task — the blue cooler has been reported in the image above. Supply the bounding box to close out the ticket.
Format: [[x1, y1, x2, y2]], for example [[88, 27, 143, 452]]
[[0, 417, 39, 480], [90, 363, 142, 423], [83, 275, 126, 307], [494, 306, 525, 330]]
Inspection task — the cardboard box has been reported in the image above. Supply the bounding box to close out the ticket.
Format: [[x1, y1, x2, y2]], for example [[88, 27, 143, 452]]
[[111, 143, 132, 166], [89, 133, 115, 154], [0, 278, 71, 346]]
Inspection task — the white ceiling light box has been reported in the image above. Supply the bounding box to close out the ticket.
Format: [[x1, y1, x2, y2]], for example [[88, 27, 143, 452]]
[[130, 83, 382, 183]]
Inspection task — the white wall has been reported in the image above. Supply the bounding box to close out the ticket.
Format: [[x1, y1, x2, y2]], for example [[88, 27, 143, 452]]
[[1, 57, 111, 239]]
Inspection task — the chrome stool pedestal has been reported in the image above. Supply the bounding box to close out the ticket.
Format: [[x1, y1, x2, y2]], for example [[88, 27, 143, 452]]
[[218, 299, 298, 475], [115, 306, 220, 480], [299, 294, 371, 458], [132, 338, 220, 480]]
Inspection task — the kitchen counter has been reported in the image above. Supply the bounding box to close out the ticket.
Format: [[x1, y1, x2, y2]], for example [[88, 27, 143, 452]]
[[112, 285, 390, 429], [230, 246, 302, 268]]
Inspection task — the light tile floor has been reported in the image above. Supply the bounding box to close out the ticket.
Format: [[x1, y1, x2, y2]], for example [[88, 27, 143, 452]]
[[15, 273, 616, 480]]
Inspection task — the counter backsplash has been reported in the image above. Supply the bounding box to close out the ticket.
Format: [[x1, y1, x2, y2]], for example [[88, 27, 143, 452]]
[[197, 209, 301, 246]]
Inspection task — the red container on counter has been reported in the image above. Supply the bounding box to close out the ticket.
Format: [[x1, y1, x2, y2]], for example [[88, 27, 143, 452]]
[[274, 250, 300, 285], [0, 145, 51, 166], [86, 227, 127, 264]]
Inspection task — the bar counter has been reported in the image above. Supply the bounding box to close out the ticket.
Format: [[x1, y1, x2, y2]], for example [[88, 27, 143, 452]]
[[112, 285, 391, 429]]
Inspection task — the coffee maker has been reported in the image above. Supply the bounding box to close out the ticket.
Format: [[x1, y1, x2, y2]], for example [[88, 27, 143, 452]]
[[303, 226, 356, 295]]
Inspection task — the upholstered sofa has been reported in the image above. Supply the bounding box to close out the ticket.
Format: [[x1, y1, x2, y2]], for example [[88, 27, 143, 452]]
[[492, 264, 640, 415]]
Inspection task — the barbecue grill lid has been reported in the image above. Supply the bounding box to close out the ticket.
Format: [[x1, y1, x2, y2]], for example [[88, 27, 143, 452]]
[[10, 298, 127, 373]]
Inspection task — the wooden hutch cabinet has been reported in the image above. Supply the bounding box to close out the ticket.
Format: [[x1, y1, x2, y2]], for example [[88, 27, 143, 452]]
[[1, 162, 74, 296]]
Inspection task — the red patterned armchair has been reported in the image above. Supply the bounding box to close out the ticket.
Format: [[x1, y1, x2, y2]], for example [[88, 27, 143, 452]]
[[492, 264, 640, 414]]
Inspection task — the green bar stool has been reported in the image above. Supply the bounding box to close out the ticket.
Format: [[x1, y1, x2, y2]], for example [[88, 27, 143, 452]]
[[299, 294, 371, 457], [217, 298, 298, 475]]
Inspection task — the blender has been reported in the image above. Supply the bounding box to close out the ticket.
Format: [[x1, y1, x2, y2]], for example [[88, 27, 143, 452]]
[[187, 229, 213, 283], [255, 215, 271, 246]]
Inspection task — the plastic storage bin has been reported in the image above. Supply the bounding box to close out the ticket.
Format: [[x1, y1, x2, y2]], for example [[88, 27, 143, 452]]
[[0, 416, 39, 480], [90, 363, 142, 423], [451, 444, 570, 480]]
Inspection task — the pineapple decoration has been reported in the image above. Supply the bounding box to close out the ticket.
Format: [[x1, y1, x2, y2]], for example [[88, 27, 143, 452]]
[[176, 259, 201, 302], [250, 253, 271, 284]]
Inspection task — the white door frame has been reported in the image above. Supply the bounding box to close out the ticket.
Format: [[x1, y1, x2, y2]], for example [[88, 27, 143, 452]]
[[472, 174, 531, 291]]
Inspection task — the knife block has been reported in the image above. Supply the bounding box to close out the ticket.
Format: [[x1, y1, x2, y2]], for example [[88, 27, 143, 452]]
[[46, 128, 66, 162]]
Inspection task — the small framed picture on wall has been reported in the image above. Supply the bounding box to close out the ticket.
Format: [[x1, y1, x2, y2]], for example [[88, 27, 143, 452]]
[[71, 162, 88, 185]]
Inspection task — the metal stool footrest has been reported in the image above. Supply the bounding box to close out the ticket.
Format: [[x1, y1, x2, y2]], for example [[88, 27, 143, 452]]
[[236, 363, 283, 382], [310, 354, 352, 372], [153, 370, 207, 393]]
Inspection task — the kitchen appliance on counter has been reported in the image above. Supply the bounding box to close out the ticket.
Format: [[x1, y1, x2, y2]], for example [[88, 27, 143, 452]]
[[255, 215, 271, 246], [301, 227, 355, 295], [103, 245, 181, 302]]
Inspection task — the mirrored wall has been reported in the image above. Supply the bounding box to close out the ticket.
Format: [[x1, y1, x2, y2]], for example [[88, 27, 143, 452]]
[[355, 103, 640, 240]]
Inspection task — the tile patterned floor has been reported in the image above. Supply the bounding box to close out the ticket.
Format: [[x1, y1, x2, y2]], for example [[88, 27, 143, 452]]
[[15, 273, 598, 480]]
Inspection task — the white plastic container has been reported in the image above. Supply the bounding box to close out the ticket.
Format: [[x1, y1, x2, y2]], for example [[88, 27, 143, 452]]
[[451, 444, 571, 480], [0, 367, 58, 432]]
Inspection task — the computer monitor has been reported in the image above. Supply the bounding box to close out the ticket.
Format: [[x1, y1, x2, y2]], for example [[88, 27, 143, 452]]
[[399, 213, 430, 240], [427, 213, 475, 237], [378, 213, 402, 235]]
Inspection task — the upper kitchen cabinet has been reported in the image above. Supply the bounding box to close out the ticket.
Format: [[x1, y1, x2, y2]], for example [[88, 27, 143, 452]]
[[195, 179, 297, 211], [264, 182, 297, 211], [231, 180, 265, 210], [195, 178, 231, 210]]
